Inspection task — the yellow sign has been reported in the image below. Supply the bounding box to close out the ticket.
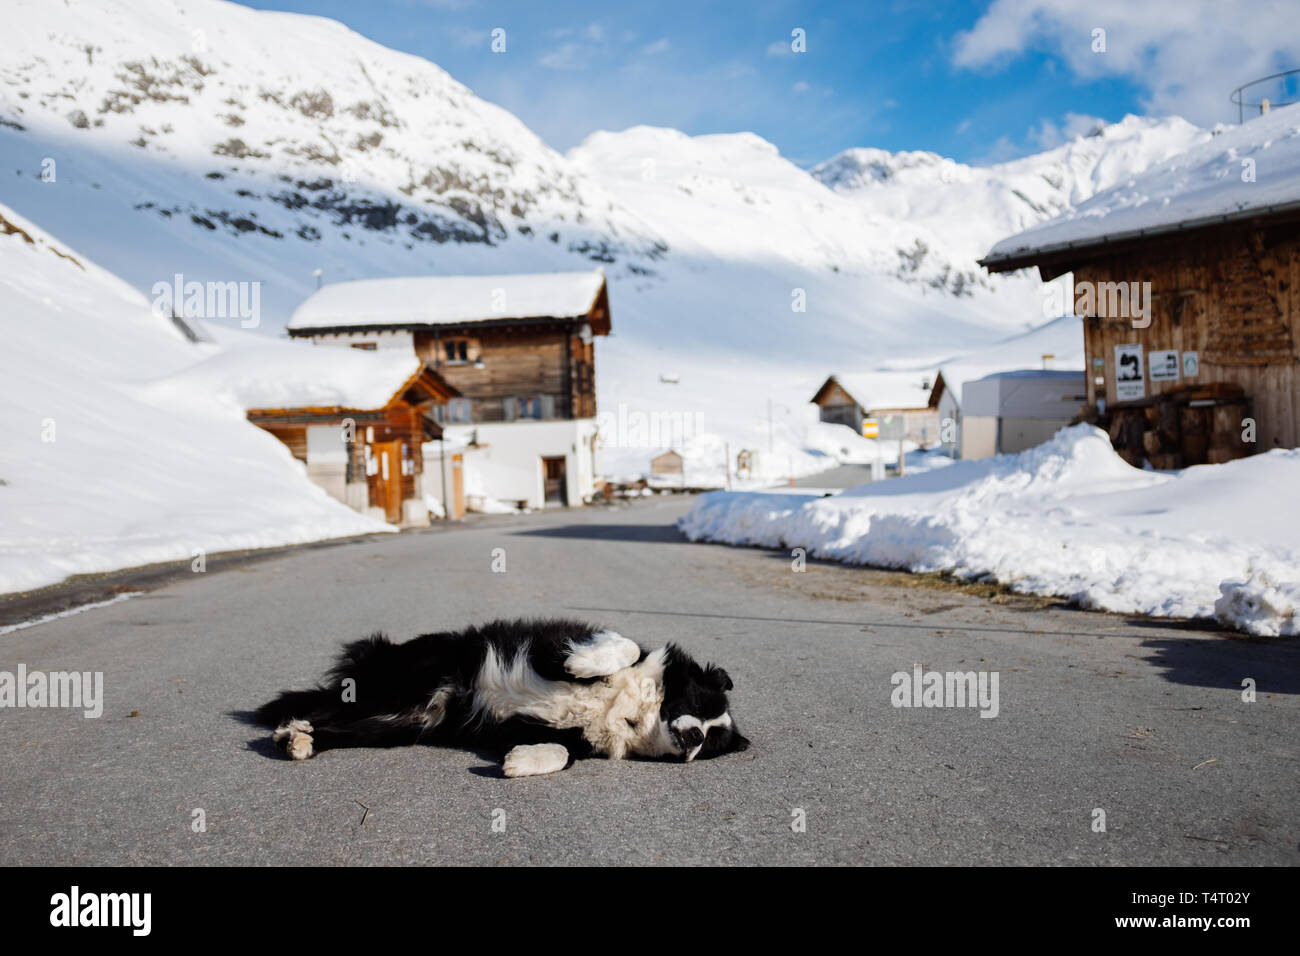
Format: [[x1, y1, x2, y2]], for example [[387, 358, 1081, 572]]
[[862, 419, 879, 438]]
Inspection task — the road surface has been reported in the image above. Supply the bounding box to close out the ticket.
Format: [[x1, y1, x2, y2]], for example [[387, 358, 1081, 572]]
[[1, 496, 1296, 865]]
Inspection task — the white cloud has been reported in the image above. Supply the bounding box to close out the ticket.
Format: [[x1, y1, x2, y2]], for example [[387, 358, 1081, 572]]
[[642, 38, 670, 55], [952, 0, 1300, 125], [792, 80, 810, 93], [766, 39, 792, 58], [585, 23, 605, 43], [539, 42, 585, 70]]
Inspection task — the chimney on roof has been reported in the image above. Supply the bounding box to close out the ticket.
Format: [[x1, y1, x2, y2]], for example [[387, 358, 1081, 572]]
[[1042, 353, 1055, 370]]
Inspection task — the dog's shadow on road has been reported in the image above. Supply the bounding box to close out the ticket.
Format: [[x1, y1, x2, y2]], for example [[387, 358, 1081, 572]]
[[1136, 631, 1300, 694], [228, 712, 512, 771], [227, 709, 290, 760]]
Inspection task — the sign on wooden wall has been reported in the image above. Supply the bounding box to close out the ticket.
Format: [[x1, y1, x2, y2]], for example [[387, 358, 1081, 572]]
[[1149, 349, 1180, 383], [1115, 344, 1145, 401]]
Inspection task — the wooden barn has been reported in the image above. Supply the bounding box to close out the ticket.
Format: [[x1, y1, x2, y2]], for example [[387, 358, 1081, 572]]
[[810, 373, 940, 445], [982, 106, 1300, 466], [245, 359, 459, 527], [650, 449, 684, 479], [286, 271, 609, 509]]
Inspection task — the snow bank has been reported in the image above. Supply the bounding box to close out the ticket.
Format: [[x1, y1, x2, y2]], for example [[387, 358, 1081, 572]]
[[0, 204, 394, 596], [678, 424, 1300, 635], [1215, 574, 1300, 637]]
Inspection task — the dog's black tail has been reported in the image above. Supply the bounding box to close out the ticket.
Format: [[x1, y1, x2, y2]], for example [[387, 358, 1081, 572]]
[[252, 688, 332, 727], [252, 633, 397, 727]]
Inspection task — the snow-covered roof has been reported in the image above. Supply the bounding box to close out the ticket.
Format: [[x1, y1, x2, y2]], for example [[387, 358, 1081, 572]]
[[983, 104, 1300, 271], [159, 341, 443, 412], [287, 271, 608, 332], [814, 373, 937, 411]]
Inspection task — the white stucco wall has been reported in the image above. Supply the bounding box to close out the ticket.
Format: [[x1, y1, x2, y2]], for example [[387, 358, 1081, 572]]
[[427, 419, 599, 510]]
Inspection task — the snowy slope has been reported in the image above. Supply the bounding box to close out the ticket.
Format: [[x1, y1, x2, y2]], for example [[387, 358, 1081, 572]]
[[0, 202, 394, 595], [679, 425, 1300, 635]]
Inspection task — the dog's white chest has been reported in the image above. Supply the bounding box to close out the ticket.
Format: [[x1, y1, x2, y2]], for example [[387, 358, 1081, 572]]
[[472, 648, 670, 759]]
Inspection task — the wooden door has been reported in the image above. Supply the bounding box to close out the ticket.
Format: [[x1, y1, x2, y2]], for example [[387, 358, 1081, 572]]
[[372, 440, 404, 524], [451, 453, 465, 519], [542, 456, 568, 507]]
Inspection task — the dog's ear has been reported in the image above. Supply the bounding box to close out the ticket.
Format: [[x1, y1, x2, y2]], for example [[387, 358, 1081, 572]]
[[707, 665, 733, 692], [728, 732, 750, 753]]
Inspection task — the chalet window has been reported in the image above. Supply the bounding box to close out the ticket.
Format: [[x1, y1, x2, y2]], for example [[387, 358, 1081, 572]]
[[350, 342, 377, 351], [443, 339, 469, 363], [432, 398, 472, 424], [503, 395, 554, 421]]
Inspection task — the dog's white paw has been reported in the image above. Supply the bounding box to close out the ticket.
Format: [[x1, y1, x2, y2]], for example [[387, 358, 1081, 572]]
[[565, 631, 640, 678], [286, 731, 314, 760], [502, 743, 569, 777], [273, 719, 315, 760]]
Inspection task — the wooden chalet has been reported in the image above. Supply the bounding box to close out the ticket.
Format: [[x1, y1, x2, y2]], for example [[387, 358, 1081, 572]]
[[810, 373, 940, 445], [285, 271, 610, 509], [247, 361, 459, 526], [982, 107, 1300, 466]]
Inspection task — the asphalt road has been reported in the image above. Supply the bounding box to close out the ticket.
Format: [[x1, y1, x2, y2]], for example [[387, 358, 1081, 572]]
[[1, 495, 1297, 865]]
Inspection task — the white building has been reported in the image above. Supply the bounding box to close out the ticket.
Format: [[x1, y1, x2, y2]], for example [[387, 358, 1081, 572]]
[[961, 369, 1087, 458]]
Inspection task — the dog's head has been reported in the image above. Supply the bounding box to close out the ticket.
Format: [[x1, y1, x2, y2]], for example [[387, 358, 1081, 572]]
[[657, 644, 749, 762]]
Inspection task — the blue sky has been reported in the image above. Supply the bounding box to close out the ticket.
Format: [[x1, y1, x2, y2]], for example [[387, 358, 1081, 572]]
[[241, 0, 1300, 167]]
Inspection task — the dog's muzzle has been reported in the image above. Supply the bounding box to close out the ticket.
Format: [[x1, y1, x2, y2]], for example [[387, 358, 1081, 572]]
[[672, 725, 704, 761]]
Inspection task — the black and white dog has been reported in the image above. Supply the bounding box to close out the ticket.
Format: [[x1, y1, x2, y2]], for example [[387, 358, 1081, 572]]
[[253, 618, 749, 777]]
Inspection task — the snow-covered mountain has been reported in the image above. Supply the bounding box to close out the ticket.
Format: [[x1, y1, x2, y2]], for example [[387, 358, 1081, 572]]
[[0, 0, 1219, 483], [0, 0, 667, 322], [810, 115, 1209, 295]]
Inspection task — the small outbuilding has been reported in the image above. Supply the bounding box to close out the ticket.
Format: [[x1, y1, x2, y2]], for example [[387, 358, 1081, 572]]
[[960, 370, 1087, 459], [650, 449, 685, 479]]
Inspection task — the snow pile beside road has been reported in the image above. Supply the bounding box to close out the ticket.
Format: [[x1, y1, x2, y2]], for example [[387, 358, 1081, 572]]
[[678, 424, 1300, 634], [0, 203, 393, 596], [1214, 573, 1300, 637]]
